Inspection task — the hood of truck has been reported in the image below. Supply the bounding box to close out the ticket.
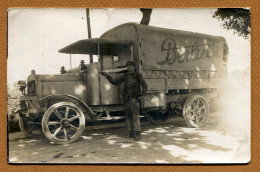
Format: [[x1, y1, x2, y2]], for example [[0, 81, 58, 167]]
[[28, 73, 86, 82], [27, 73, 88, 100]]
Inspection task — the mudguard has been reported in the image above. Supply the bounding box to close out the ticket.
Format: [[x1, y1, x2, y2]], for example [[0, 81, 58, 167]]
[[39, 94, 96, 120]]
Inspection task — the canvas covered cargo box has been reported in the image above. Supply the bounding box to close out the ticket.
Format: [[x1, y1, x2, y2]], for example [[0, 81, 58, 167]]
[[100, 23, 229, 108], [100, 23, 228, 89]]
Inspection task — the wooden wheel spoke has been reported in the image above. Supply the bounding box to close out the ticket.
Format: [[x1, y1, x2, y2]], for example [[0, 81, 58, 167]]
[[65, 107, 70, 119], [199, 111, 205, 118], [192, 102, 196, 109], [191, 113, 196, 120], [54, 109, 62, 119], [69, 124, 79, 131], [52, 126, 62, 137], [198, 105, 205, 111], [28, 125, 34, 133], [188, 104, 195, 112], [196, 99, 200, 109], [190, 108, 196, 113], [68, 114, 80, 122], [195, 115, 199, 124], [48, 121, 60, 125], [63, 128, 69, 141]]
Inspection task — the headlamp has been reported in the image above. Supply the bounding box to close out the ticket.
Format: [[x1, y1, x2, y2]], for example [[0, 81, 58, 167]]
[[18, 80, 26, 94]]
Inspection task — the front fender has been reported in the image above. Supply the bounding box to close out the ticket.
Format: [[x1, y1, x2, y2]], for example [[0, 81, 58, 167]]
[[39, 94, 96, 120]]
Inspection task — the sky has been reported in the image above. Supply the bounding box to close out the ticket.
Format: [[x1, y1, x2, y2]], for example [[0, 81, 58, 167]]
[[7, 8, 251, 88]]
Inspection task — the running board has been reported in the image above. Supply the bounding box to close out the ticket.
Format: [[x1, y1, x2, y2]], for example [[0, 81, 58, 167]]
[[84, 121, 149, 131], [96, 115, 146, 121]]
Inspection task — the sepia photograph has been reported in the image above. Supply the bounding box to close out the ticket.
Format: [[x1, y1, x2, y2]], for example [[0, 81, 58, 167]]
[[7, 8, 250, 164]]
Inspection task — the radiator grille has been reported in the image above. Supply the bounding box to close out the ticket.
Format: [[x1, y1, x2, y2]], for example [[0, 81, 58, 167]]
[[28, 80, 36, 96]]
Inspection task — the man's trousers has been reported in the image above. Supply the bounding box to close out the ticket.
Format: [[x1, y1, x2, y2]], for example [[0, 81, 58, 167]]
[[124, 98, 141, 132]]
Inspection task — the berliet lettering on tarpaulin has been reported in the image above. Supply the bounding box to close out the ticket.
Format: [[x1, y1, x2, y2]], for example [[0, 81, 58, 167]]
[[157, 38, 214, 65]]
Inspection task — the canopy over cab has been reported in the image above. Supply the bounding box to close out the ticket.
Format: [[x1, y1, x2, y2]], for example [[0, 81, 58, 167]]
[[59, 38, 134, 71], [58, 38, 133, 56]]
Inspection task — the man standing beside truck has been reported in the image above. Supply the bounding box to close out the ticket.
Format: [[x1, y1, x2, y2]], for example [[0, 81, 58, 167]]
[[101, 61, 147, 141]]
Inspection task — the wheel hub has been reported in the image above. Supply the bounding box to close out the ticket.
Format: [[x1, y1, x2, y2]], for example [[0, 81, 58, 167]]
[[191, 100, 203, 123], [60, 119, 70, 128]]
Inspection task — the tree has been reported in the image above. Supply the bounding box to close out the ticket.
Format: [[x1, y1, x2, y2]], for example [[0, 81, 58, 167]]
[[7, 84, 22, 132], [213, 8, 251, 39]]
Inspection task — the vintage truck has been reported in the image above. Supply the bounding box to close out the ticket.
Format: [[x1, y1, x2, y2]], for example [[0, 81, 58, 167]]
[[18, 23, 228, 144]]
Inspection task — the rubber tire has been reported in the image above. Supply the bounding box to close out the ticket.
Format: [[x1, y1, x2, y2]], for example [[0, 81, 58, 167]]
[[19, 116, 33, 137], [42, 102, 85, 144], [183, 95, 209, 128]]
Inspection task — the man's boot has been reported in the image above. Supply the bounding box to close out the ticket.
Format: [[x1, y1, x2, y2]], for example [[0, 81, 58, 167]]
[[133, 131, 141, 141], [128, 131, 135, 138]]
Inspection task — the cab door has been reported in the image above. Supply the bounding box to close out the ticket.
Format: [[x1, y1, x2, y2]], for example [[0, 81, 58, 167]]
[[100, 45, 133, 105]]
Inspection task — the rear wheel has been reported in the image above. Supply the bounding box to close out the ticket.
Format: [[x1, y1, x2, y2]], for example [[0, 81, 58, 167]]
[[145, 110, 170, 124], [42, 102, 85, 144], [183, 95, 209, 128]]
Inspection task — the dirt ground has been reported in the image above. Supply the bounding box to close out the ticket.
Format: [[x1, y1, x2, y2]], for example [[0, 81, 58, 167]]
[[8, 114, 250, 164]]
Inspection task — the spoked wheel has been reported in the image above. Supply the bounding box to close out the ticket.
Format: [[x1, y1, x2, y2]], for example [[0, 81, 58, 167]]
[[183, 95, 209, 128], [145, 110, 170, 125], [19, 115, 42, 137], [42, 102, 85, 144]]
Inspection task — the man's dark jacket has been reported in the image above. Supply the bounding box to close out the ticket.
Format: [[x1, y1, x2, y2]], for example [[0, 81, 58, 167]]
[[105, 72, 148, 101]]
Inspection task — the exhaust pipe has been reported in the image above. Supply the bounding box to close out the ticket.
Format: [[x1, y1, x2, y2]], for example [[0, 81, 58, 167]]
[[86, 8, 93, 63], [140, 8, 153, 25]]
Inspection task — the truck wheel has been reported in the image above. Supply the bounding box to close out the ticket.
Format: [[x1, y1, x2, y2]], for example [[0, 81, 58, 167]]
[[145, 110, 170, 125], [42, 102, 85, 144], [183, 95, 209, 128], [19, 115, 42, 137]]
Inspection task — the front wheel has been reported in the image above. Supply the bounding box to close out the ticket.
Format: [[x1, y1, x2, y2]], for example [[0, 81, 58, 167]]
[[19, 115, 42, 137], [42, 102, 85, 144], [183, 95, 209, 128]]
